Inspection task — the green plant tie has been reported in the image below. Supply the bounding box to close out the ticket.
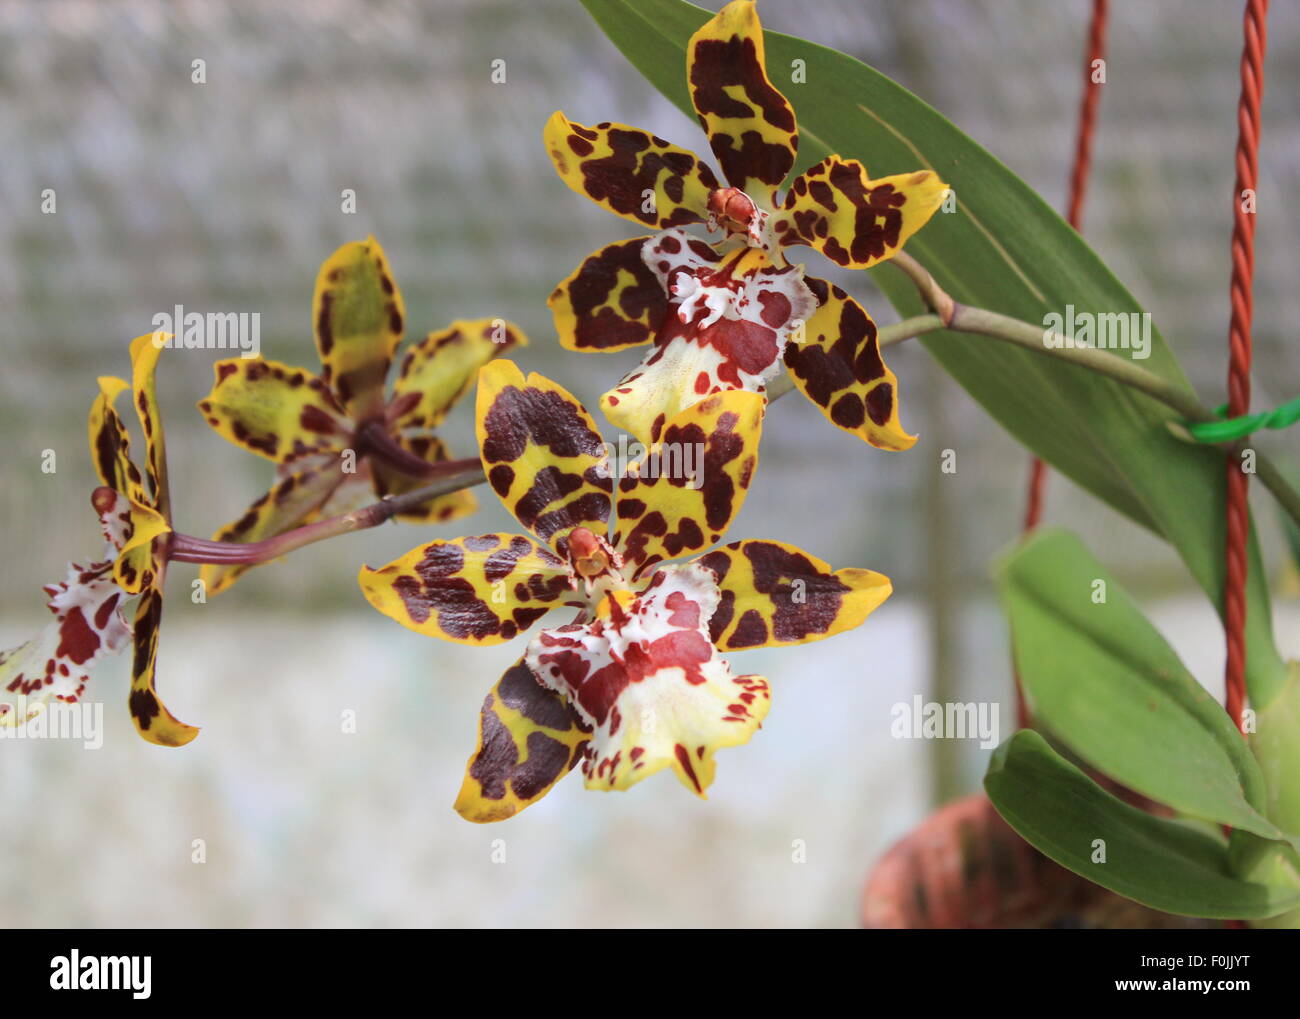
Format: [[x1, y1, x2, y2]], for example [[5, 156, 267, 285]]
[[1186, 394, 1300, 443]]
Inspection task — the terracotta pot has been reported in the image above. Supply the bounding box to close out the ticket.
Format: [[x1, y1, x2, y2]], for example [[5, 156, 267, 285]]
[[861, 793, 1219, 929]]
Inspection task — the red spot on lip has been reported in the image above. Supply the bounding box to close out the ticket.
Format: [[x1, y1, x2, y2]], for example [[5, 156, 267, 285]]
[[674, 743, 702, 792], [55, 607, 100, 666]]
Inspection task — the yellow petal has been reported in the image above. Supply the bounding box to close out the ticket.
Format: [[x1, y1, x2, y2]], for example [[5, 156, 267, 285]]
[[127, 332, 173, 517], [544, 111, 718, 230], [358, 533, 573, 645], [784, 277, 916, 449], [198, 357, 350, 464], [87, 376, 148, 506], [693, 539, 892, 649], [313, 236, 406, 421], [127, 573, 199, 747], [687, 0, 797, 195], [476, 360, 612, 552], [774, 158, 947, 269], [549, 237, 667, 352], [454, 659, 590, 823], [612, 389, 765, 577], [389, 318, 526, 431]]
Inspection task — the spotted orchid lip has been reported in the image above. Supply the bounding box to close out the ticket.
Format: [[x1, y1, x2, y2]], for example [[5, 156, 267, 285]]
[[0, 559, 131, 728], [525, 561, 771, 797]]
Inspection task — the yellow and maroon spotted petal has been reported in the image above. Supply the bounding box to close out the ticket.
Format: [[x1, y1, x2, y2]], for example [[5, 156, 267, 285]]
[[476, 360, 613, 551], [612, 389, 764, 578], [526, 562, 769, 796], [549, 238, 669, 353], [198, 357, 351, 464], [111, 504, 169, 595], [199, 459, 347, 597], [454, 659, 590, 823], [127, 332, 172, 516], [0, 560, 131, 727], [88, 377, 148, 505], [127, 568, 199, 747], [389, 318, 526, 432], [773, 157, 947, 269], [370, 432, 479, 525], [785, 278, 916, 450], [313, 236, 406, 421], [358, 533, 573, 646], [693, 539, 892, 651], [544, 111, 719, 230], [687, 0, 797, 195]]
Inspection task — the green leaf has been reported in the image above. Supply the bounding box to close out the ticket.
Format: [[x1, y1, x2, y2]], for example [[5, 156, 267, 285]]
[[580, 0, 1287, 707], [1247, 662, 1300, 927], [985, 730, 1300, 919], [999, 529, 1299, 849]]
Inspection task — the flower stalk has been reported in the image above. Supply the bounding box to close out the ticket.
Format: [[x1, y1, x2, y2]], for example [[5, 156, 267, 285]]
[[773, 253, 1300, 529], [168, 458, 487, 566]]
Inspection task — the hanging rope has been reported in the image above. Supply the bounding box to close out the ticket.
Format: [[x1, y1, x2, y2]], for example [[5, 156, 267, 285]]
[[1223, 0, 1269, 733], [1014, 0, 1108, 729]]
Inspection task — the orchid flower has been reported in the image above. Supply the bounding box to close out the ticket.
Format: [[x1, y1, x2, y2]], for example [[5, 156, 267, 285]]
[[544, 0, 946, 446], [2, 334, 197, 746], [358, 360, 892, 822], [197, 236, 526, 593]]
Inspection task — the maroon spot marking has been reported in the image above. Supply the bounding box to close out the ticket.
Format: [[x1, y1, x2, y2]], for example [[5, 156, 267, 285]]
[[512, 731, 576, 800], [128, 689, 161, 730], [481, 385, 608, 464], [488, 464, 515, 496], [567, 133, 594, 157], [728, 609, 768, 648], [469, 700, 516, 801], [498, 662, 579, 729], [316, 292, 335, 355], [299, 405, 339, 435], [866, 383, 894, 426], [831, 392, 865, 429]]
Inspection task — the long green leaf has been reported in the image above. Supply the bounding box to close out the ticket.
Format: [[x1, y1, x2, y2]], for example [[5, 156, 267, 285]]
[[1000, 529, 1298, 849], [580, 0, 1286, 706], [985, 730, 1300, 919]]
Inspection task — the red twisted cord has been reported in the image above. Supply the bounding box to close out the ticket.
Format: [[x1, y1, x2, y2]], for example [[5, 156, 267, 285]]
[[1224, 0, 1268, 733], [1014, 0, 1108, 729]]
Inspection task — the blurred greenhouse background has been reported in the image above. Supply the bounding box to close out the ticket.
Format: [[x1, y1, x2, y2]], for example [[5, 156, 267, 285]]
[[1, 0, 1297, 926]]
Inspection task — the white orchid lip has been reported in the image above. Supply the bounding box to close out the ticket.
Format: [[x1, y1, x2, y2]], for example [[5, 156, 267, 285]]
[[524, 561, 770, 796]]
